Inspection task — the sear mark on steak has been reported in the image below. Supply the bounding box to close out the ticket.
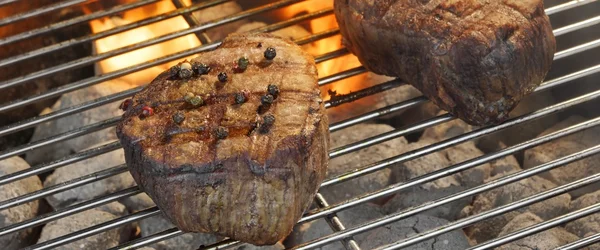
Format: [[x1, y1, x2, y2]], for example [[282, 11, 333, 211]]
[[334, 0, 556, 125], [116, 33, 329, 245]]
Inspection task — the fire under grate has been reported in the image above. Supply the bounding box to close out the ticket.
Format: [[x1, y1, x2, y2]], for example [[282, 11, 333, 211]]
[[0, 0, 599, 249]]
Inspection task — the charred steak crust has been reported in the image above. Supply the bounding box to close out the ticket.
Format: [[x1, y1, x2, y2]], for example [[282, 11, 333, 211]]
[[116, 33, 329, 245], [334, 0, 556, 125]]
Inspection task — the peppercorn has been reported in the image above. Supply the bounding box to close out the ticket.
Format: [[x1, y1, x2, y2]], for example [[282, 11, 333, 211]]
[[260, 114, 275, 133], [119, 99, 132, 111], [178, 62, 193, 79], [214, 126, 229, 139], [193, 62, 211, 75], [234, 92, 246, 104], [218, 72, 228, 83], [264, 47, 276, 60], [267, 84, 279, 97], [141, 106, 154, 118], [184, 93, 203, 106], [237, 57, 249, 71], [169, 64, 181, 76], [263, 114, 275, 125], [261, 94, 274, 105], [172, 112, 185, 124]]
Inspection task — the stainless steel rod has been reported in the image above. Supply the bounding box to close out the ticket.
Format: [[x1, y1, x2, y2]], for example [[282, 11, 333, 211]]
[[319, 66, 367, 87], [301, 116, 600, 224], [0, 7, 331, 114], [295, 142, 600, 249], [545, 0, 599, 15], [0, 117, 120, 161], [0, 0, 160, 46], [0, 165, 127, 211], [171, 0, 211, 44], [469, 196, 600, 250], [0, 0, 233, 67], [313, 193, 361, 250], [378, 147, 600, 250], [24, 207, 161, 250], [557, 232, 600, 250], [0, 0, 19, 8], [0, 141, 121, 186], [554, 15, 600, 36], [554, 38, 600, 60], [0, 187, 141, 237], [0, 0, 304, 89], [109, 227, 183, 250], [0, 0, 87, 27], [321, 70, 600, 187]]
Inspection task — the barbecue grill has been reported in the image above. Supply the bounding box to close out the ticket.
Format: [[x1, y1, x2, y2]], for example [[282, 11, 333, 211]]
[[0, 0, 599, 249]]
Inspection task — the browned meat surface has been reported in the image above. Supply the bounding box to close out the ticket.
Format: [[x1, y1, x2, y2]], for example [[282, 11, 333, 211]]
[[334, 0, 556, 125], [116, 33, 329, 245]]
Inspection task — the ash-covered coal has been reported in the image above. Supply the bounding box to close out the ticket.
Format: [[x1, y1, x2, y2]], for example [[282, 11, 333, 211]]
[[495, 212, 580, 250], [0, 157, 44, 250], [565, 190, 600, 249]]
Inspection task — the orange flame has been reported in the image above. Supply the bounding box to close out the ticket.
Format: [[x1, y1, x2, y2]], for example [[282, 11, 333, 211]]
[[88, 0, 200, 86]]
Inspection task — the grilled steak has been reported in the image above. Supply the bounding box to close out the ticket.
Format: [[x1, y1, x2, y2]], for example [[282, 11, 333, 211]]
[[334, 0, 556, 125], [116, 33, 329, 245]]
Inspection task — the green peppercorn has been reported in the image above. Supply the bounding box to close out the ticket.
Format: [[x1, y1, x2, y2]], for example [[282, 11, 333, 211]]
[[237, 57, 249, 70], [178, 62, 193, 79]]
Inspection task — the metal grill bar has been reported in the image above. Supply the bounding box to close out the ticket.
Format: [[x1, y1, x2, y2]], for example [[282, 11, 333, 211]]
[[0, 0, 87, 27], [545, 0, 599, 15], [0, 117, 119, 161], [0, 5, 330, 113], [0, 0, 160, 46], [0, 187, 141, 238], [469, 196, 600, 250], [554, 38, 600, 60], [0, 164, 127, 211], [25, 207, 162, 250], [553, 14, 600, 36], [300, 116, 600, 225], [379, 147, 600, 250], [558, 232, 600, 250], [0, 141, 121, 186], [0, 0, 302, 89], [321, 71, 600, 188], [314, 193, 361, 250], [108, 228, 183, 250], [0, 0, 19, 8], [171, 0, 211, 44], [295, 138, 600, 249], [0, 0, 232, 67], [0, 1, 592, 112]]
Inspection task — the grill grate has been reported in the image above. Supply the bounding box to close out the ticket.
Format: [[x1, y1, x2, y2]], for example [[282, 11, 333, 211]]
[[0, 0, 599, 249]]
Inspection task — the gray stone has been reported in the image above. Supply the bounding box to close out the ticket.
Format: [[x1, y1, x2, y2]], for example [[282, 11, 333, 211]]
[[355, 214, 470, 249], [565, 190, 600, 250], [488, 148, 522, 180], [327, 73, 421, 124], [42, 143, 135, 209], [37, 204, 129, 249], [26, 82, 132, 166], [235, 242, 285, 250], [285, 203, 386, 250], [191, 2, 247, 41], [464, 176, 571, 244], [139, 213, 217, 250], [322, 123, 407, 205], [386, 139, 470, 221], [442, 141, 491, 188], [0, 157, 44, 250], [524, 116, 600, 198], [495, 212, 581, 250], [477, 91, 559, 150]]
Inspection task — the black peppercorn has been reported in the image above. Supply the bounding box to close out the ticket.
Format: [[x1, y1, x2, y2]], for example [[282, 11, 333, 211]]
[[172, 112, 185, 124], [193, 62, 211, 75], [237, 57, 249, 71], [260, 114, 275, 133], [264, 47, 276, 60], [261, 94, 274, 105], [178, 62, 193, 79], [267, 84, 279, 97], [218, 72, 228, 83], [215, 126, 229, 139], [234, 92, 246, 104], [169, 64, 181, 77], [263, 114, 275, 125]]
